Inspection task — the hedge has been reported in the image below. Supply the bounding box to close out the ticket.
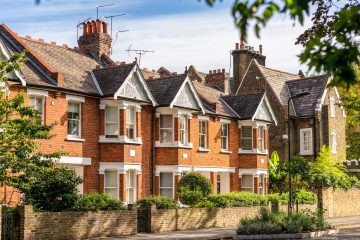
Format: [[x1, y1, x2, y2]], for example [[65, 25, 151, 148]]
[[267, 190, 318, 205], [137, 195, 178, 209]]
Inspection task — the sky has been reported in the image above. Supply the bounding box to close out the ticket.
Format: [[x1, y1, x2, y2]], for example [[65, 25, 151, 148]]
[[0, 0, 312, 75]]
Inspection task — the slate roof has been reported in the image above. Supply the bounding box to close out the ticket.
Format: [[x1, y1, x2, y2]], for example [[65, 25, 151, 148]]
[[145, 74, 187, 106], [221, 92, 264, 120], [92, 63, 135, 96], [193, 81, 224, 104], [286, 75, 328, 117]]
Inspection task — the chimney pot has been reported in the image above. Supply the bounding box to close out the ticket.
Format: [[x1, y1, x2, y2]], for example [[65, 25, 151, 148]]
[[83, 23, 87, 35], [102, 22, 107, 34], [209, 70, 212, 74], [91, 21, 97, 33], [152, 69, 156, 72], [96, 20, 102, 33], [51, 41, 56, 46], [222, 68, 225, 73], [185, 66, 188, 74], [133, 57, 138, 64], [217, 69, 221, 73], [62, 44, 68, 48], [235, 43, 239, 50], [259, 44, 263, 55], [240, 39, 244, 48]]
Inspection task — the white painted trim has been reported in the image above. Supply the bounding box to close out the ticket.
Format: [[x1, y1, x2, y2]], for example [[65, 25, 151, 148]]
[[219, 97, 240, 117], [300, 128, 313, 156], [238, 149, 268, 155], [66, 94, 85, 103], [90, 70, 104, 96], [99, 162, 142, 174], [58, 156, 91, 166], [155, 165, 236, 175], [329, 96, 335, 118], [239, 168, 268, 177], [252, 94, 278, 125], [331, 131, 337, 154], [170, 76, 205, 114], [220, 118, 231, 124], [27, 88, 48, 97], [197, 115, 209, 121], [66, 136, 85, 142]]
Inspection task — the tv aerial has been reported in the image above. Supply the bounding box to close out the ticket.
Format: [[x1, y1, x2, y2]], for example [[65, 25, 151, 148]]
[[104, 14, 126, 39], [126, 44, 155, 67], [76, 17, 92, 39], [96, 3, 114, 19], [111, 30, 130, 55]]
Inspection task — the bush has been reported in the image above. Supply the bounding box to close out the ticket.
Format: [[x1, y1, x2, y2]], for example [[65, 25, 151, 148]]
[[76, 193, 125, 211], [137, 195, 178, 209], [237, 208, 330, 235], [24, 165, 82, 211], [177, 172, 212, 206], [267, 190, 317, 205]]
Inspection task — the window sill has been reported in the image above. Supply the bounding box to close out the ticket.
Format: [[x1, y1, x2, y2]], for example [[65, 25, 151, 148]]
[[66, 136, 85, 142], [155, 141, 193, 149], [198, 148, 210, 152], [98, 135, 142, 144], [238, 149, 268, 155], [300, 151, 313, 156], [220, 149, 232, 154]]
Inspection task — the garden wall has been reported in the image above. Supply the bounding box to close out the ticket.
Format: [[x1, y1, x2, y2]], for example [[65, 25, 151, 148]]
[[16, 205, 137, 240], [322, 188, 360, 218]]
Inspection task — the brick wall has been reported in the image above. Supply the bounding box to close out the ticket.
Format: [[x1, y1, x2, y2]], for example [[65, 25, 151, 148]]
[[16, 205, 137, 240]]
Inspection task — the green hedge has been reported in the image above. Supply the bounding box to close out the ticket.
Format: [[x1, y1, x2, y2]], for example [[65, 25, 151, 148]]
[[137, 195, 178, 209], [267, 190, 317, 205], [75, 193, 126, 211]]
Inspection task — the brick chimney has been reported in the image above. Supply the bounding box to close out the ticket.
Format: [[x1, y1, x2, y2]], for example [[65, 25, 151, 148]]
[[205, 68, 229, 94], [78, 20, 112, 59], [232, 42, 266, 94]]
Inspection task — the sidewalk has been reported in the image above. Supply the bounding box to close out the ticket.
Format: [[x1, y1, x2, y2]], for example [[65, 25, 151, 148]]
[[328, 215, 360, 229], [107, 228, 236, 240]]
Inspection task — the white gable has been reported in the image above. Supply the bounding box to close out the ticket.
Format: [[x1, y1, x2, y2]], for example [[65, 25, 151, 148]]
[[253, 96, 277, 125]]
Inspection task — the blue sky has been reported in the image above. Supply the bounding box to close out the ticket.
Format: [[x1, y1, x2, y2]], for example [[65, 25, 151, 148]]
[[0, 0, 311, 74]]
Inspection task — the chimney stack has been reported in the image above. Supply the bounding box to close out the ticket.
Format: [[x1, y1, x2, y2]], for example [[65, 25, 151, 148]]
[[78, 19, 112, 59], [205, 68, 229, 94]]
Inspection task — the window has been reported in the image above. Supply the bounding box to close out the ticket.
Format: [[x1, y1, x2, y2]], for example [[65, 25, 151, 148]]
[[160, 115, 173, 143], [217, 175, 221, 195], [199, 120, 207, 148], [241, 175, 253, 192], [126, 107, 136, 140], [126, 170, 136, 204], [259, 175, 265, 195], [160, 172, 173, 198], [29, 96, 44, 123], [300, 128, 313, 155], [67, 102, 81, 137], [258, 126, 264, 151], [331, 132, 337, 154], [180, 115, 188, 145], [330, 96, 335, 117], [104, 170, 118, 199], [241, 126, 253, 150], [221, 123, 229, 150], [105, 106, 119, 138]]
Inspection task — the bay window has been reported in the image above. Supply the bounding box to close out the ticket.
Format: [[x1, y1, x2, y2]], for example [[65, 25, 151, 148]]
[[241, 126, 253, 150], [67, 102, 81, 137], [104, 170, 118, 199], [159, 172, 173, 198], [199, 120, 207, 148], [160, 115, 173, 143], [241, 175, 253, 192], [221, 123, 229, 150], [126, 107, 136, 140], [105, 106, 119, 138], [126, 170, 136, 203], [180, 115, 188, 145], [258, 126, 264, 151]]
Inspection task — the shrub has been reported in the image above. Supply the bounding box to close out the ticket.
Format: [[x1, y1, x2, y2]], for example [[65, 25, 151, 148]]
[[137, 195, 178, 209], [294, 189, 317, 204], [24, 165, 82, 211], [76, 193, 125, 211], [177, 172, 212, 206]]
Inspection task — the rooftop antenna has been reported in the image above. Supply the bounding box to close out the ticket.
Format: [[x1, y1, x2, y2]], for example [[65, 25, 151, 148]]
[[76, 17, 92, 40], [126, 44, 155, 67], [96, 3, 114, 19], [104, 14, 126, 39], [111, 29, 130, 55]]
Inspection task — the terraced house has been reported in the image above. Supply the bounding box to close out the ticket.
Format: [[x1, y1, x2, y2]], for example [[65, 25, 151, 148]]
[[0, 19, 345, 206]]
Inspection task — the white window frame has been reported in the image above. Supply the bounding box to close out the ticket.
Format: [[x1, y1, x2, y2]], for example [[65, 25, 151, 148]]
[[160, 115, 173, 144], [300, 128, 313, 155], [104, 170, 119, 200], [126, 170, 137, 204], [259, 174, 265, 195], [67, 101, 81, 138], [329, 96, 335, 118], [331, 131, 337, 154], [29, 95, 45, 125], [199, 120, 208, 149], [221, 123, 229, 150], [179, 115, 188, 145], [258, 126, 265, 152], [241, 174, 254, 192], [126, 107, 136, 140], [159, 172, 174, 198], [241, 126, 253, 151], [105, 106, 119, 138]]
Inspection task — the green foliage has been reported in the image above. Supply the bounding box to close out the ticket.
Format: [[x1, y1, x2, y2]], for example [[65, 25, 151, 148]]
[[23, 165, 82, 211], [76, 193, 125, 211], [237, 207, 330, 235], [137, 195, 178, 209], [177, 172, 213, 206], [268, 151, 287, 192]]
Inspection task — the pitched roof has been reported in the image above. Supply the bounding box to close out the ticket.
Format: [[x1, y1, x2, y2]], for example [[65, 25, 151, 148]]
[[257, 63, 299, 105], [146, 74, 187, 106], [221, 92, 264, 120], [286, 75, 328, 117], [192, 81, 224, 104], [92, 63, 135, 96]]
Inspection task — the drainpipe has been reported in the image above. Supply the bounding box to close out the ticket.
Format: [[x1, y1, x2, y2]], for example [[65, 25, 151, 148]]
[[150, 108, 155, 195]]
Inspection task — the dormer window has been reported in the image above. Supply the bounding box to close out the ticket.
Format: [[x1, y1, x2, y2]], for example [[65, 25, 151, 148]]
[[180, 115, 188, 145], [126, 107, 136, 140], [105, 106, 119, 138], [160, 115, 173, 143]]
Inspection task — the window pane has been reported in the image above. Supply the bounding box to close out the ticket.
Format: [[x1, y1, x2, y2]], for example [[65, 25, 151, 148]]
[[160, 115, 172, 128], [106, 107, 118, 122], [105, 188, 118, 199], [127, 170, 136, 188], [160, 129, 173, 143], [106, 123, 119, 136], [68, 120, 79, 136], [160, 173, 173, 188], [68, 102, 80, 114], [105, 171, 117, 188], [242, 175, 253, 188], [199, 135, 206, 148], [241, 126, 253, 150], [160, 188, 173, 198], [126, 107, 135, 124]]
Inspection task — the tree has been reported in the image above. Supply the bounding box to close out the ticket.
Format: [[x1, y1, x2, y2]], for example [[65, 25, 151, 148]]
[[202, 0, 360, 87], [0, 53, 64, 204]]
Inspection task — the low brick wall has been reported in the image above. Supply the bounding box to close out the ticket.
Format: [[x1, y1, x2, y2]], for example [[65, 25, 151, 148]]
[[322, 188, 360, 218], [148, 204, 317, 233], [278, 204, 317, 213], [17, 205, 137, 240]]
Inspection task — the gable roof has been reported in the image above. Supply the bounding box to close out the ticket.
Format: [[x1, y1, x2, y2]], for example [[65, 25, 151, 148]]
[[221, 93, 265, 120], [92, 63, 135, 96], [286, 75, 328, 117]]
